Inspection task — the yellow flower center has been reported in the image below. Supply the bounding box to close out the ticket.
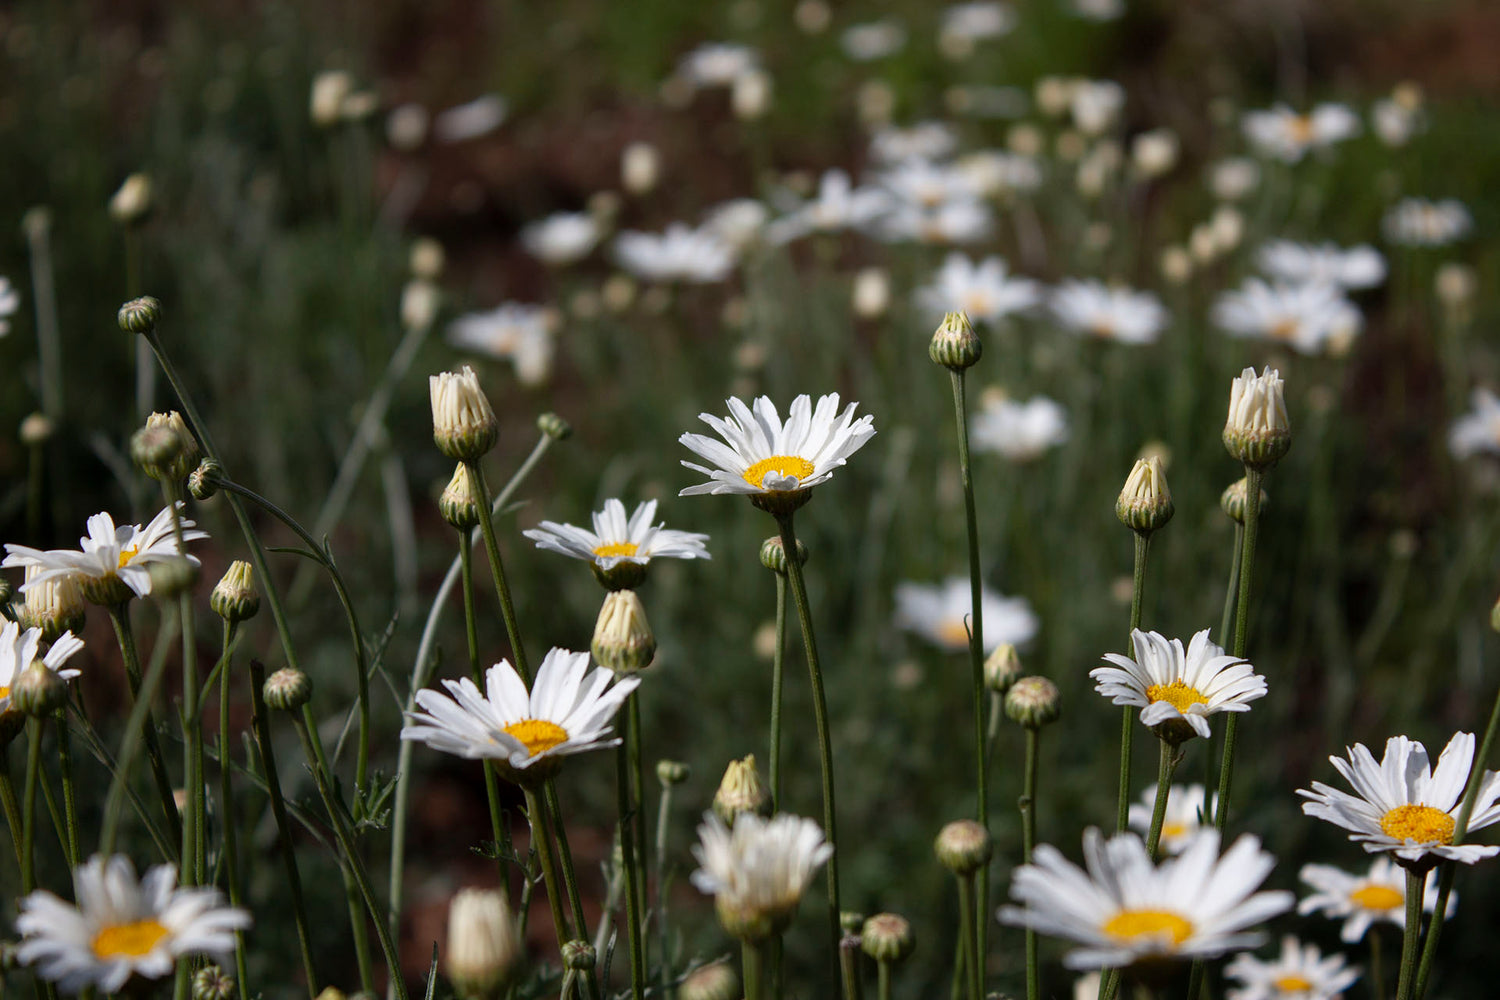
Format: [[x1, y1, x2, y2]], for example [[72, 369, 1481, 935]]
[[501, 719, 570, 757], [1379, 804, 1455, 844], [1145, 680, 1209, 713], [1089, 319, 1116, 339], [592, 542, 640, 559], [1289, 116, 1314, 144], [1269, 318, 1299, 341], [0, 686, 9, 702], [963, 292, 994, 317], [1102, 909, 1193, 946], [1274, 975, 1313, 993], [742, 456, 816, 490], [117, 547, 139, 569], [1160, 821, 1188, 840], [936, 619, 971, 648], [1350, 884, 1404, 911], [92, 919, 170, 959]]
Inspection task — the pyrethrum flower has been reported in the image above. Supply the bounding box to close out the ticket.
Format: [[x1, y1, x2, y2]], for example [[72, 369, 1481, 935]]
[[765, 169, 894, 244], [401, 647, 640, 783], [1297, 732, 1500, 866], [690, 811, 833, 941], [1382, 198, 1472, 247], [915, 253, 1040, 324], [1212, 279, 1361, 356], [521, 213, 602, 266], [1129, 784, 1217, 856], [1223, 936, 1359, 1000], [678, 394, 876, 510], [16, 854, 250, 993], [614, 224, 736, 284], [523, 498, 710, 579], [1091, 629, 1267, 743], [3, 504, 207, 605], [999, 827, 1293, 970], [970, 394, 1069, 461], [1242, 104, 1359, 162], [1298, 857, 1450, 943], [1050, 280, 1167, 344], [1255, 241, 1386, 290], [894, 577, 1038, 653], [1224, 367, 1291, 468], [0, 621, 84, 717], [429, 365, 499, 460], [1448, 388, 1500, 459], [446, 307, 558, 387]]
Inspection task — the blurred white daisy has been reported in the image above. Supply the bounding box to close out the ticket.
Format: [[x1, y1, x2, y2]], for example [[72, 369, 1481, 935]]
[[1092, 628, 1267, 742], [940, 1, 1015, 46], [0, 621, 84, 715], [869, 121, 959, 164], [523, 498, 709, 571], [0, 276, 18, 337], [1212, 279, 1362, 356], [1256, 241, 1386, 290], [1448, 388, 1500, 459], [1050, 280, 1168, 344], [878, 159, 981, 209], [678, 394, 876, 502], [677, 43, 760, 88], [1070, 80, 1125, 135], [1223, 936, 1359, 1000], [1210, 158, 1262, 202], [1242, 104, 1359, 163], [915, 253, 1040, 323], [1070, 0, 1124, 21], [877, 199, 992, 245], [1372, 98, 1424, 148], [1299, 857, 1450, 943], [691, 811, 832, 940], [401, 647, 640, 782], [1298, 732, 1500, 865], [433, 95, 508, 144], [702, 199, 770, 251], [614, 224, 737, 283], [1382, 198, 1472, 247], [16, 854, 250, 993], [970, 394, 1068, 461], [1129, 784, 1217, 856], [954, 150, 1043, 197], [446, 304, 558, 387], [765, 169, 894, 244], [3, 504, 207, 604], [998, 827, 1293, 970], [893, 577, 1038, 653], [841, 20, 907, 61], [521, 212, 602, 267]]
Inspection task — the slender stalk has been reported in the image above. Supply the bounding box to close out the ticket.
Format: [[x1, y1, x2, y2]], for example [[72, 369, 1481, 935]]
[[1116, 533, 1151, 833], [164, 492, 205, 888], [876, 960, 892, 1000], [217, 622, 251, 996], [20, 718, 44, 891], [743, 939, 766, 1000], [100, 604, 180, 858], [55, 708, 79, 867], [1394, 869, 1425, 1000], [769, 573, 787, 809], [629, 696, 648, 924], [459, 538, 509, 890], [544, 778, 599, 999], [523, 784, 574, 952], [463, 461, 530, 682], [957, 873, 982, 1000], [0, 762, 21, 868], [839, 935, 863, 1000], [1217, 525, 1244, 648], [617, 736, 646, 1000], [106, 603, 181, 839], [1215, 465, 1263, 832], [656, 772, 676, 998], [1372, 925, 1387, 1000], [1021, 727, 1040, 1000], [1144, 741, 1180, 860]]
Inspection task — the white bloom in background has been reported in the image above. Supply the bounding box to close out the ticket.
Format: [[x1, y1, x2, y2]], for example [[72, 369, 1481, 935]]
[[621, 142, 662, 195], [702, 199, 770, 251], [309, 70, 353, 126], [869, 121, 959, 164], [731, 69, 773, 120], [766, 169, 894, 243], [401, 647, 640, 777], [678, 394, 876, 499], [999, 827, 1293, 970], [1070, 80, 1125, 135], [1070, 0, 1124, 20], [916, 253, 1040, 323], [878, 199, 992, 245], [971, 394, 1068, 461], [677, 43, 760, 88], [878, 158, 980, 209], [401, 280, 441, 332], [841, 20, 907, 61], [1129, 784, 1218, 856], [0, 622, 84, 714], [1255, 241, 1386, 289], [1448, 388, 1500, 459], [1210, 158, 1262, 201], [1212, 279, 1361, 355], [1242, 103, 1359, 162], [940, 1, 1016, 42], [0, 275, 18, 337], [1299, 857, 1450, 943], [16, 855, 250, 993], [1092, 629, 1267, 741], [1131, 129, 1180, 178], [433, 95, 508, 143], [108, 173, 152, 225], [446, 304, 558, 386], [521, 212, 603, 266], [1299, 732, 1500, 865], [794, 0, 832, 34], [955, 150, 1043, 197], [947, 84, 1030, 120], [386, 102, 430, 151], [852, 267, 892, 319], [1382, 198, 1472, 247], [691, 811, 833, 940], [1223, 936, 1360, 1000], [4, 505, 207, 602], [523, 499, 709, 571], [1372, 98, 1423, 147], [894, 577, 1038, 653], [1050, 280, 1168, 344], [614, 224, 736, 283]]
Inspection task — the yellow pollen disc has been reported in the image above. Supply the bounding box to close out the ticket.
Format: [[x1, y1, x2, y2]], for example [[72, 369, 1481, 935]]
[[1289, 116, 1314, 143], [1160, 821, 1188, 840], [1268, 319, 1299, 341], [592, 542, 639, 559], [1379, 804, 1455, 844], [92, 919, 170, 959], [1089, 319, 1116, 339], [1145, 679, 1209, 713], [1274, 975, 1313, 993], [117, 547, 139, 569], [742, 455, 816, 490], [1102, 909, 1193, 946], [963, 293, 993, 317], [0, 687, 9, 702], [936, 619, 971, 648], [501, 719, 570, 757], [1350, 884, 1404, 911]]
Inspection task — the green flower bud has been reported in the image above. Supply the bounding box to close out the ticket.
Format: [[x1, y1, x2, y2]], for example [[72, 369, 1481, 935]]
[[1223, 366, 1291, 469], [211, 561, 260, 624], [983, 643, 1022, 694], [861, 912, 915, 964], [19, 413, 54, 447], [562, 940, 595, 971], [1219, 477, 1268, 526], [713, 754, 771, 824], [133, 411, 201, 483], [446, 888, 523, 1000], [118, 295, 162, 335], [189, 458, 223, 501], [929, 311, 983, 370], [656, 759, 690, 787], [537, 412, 573, 441], [1005, 675, 1060, 729], [192, 965, 236, 1000], [263, 668, 312, 712], [591, 590, 656, 674], [439, 465, 483, 530], [758, 535, 809, 575], [934, 819, 992, 876], [840, 910, 866, 933], [1116, 456, 1174, 534], [10, 662, 69, 717], [147, 557, 199, 599], [429, 367, 498, 462]]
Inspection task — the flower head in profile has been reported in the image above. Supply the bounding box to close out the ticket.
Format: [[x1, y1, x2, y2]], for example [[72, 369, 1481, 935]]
[[521, 213, 602, 267], [430, 365, 499, 459], [1212, 279, 1361, 356], [916, 253, 1040, 324], [1242, 104, 1359, 163], [691, 811, 833, 941], [0, 275, 18, 337], [1223, 936, 1359, 1000], [446, 306, 559, 387], [3, 504, 207, 605], [1255, 241, 1386, 290], [679, 394, 876, 511], [1129, 784, 1217, 856], [1298, 857, 1450, 943], [614, 224, 737, 284], [1050, 280, 1167, 344], [998, 827, 1293, 970], [1448, 388, 1500, 459], [1091, 629, 1266, 743], [765, 170, 894, 244], [1224, 367, 1291, 468], [869, 121, 959, 164], [970, 394, 1069, 461], [1382, 198, 1472, 248], [523, 499, 709, 588], [16, 854, 250, 993], [0, 621, 84, 717], [1298, 732, 1500, 866], [401, 647, 640, 784], [894, 577, 1038, 653]]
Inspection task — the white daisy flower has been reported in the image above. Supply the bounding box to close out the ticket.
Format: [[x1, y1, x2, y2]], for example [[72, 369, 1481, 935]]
[[1448, 388, 1500, 459], [954, 150, 1043, 198], [1070, 0, 1124, 21], [1372, 98, 1423, 148], [446, 304, 559, 387], [690, 810, 833, 941], [998, 827, 1294, 970], [1091, 628, 1267, 742], [1129, 784, 1217, 856], [1070, 80, 1125, 135], [940, 1, 1016, 42], [1050, 280, 1168, 344], [1299, 857, 1451, 943], [614, 224, 737, 284], [0, 275, 19, 337], [877, 199, 992, 245], [678, 394, 876, 504], [893, 577, 1038, 653], [522, 498, 710, 572], [1210, 158, 1262, 201], [1212, 279, 1362, 355], [841, 20, 907, 61], [3, 504, 207, 604], [916, 253, 1040, 324], [1242, 104, 1359, 163], [677, 43, 760, 89], [401, 647, 640, 782], [0, 620, 84, 717], [432, 95, 508, 144], [521, 213, 602, 266], [1382, 198, 1473, 248], [765, 170, 894, 244], [702, 199, 770, 251], [1256, 241, 1386, 290], [970, 394, 1068, 461], [869, 121, 959, 164], [878, 159, 981, 210], [16, 854, 250, 993], [1224, 935, 1360, 1000], [1298, 731, 1500, 865]]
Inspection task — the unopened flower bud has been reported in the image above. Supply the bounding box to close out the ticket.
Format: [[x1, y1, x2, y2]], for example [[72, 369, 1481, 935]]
[[263, 668, 312, 712], [109, 173, 153, 225], [621, 142, 661, 196], [314, 989, 346, 1000], [1219, 477, 1268, 525], [1223, 367, 1291, 469], [439, 465, 483, 530], [852, 267, 891, 320], [1005, 675, 1060, 729], [131, 426, 182, 482], [591, 590, 656, 673], [861, 912, 914, 964], [211, 561, 260, 624], [679, 963, 738, 1000], [11, 662, 69, 717], [446, 888, 523, 1000], [410, 237, 446, 279], [1115, 456, 1174, 534], [192, 964, 236, 1000], [430, 366, 498, 461], [537, 412, 572, 441], [19, 413, 54, 447], [561, 940, 595, 971], [118, 296, 162, 335], [189, 458, 223, 501], [657, 759, 690, 786], [16, 567, 86, 641], [758, 535, 808, 575], [147, 557, 199, 599], [0, 577, 9, 604], [929, 311, 982, 371], [142, 412, 201, 483], [713, 754, 771, 824], [983, 643, 1022, 693], [934, 819, 992, 875], [841, 910, 865, 933], [732, 70, 772, 120]]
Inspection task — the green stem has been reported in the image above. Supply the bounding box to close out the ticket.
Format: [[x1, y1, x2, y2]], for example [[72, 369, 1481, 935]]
[[20, 717, 43, 892], [629, 696, 648, 926], [1116, 533, 1151, 833], [743, 939, 766, 1000], [1022, 727, 1040, 1000], [769, 573, 787, 810], [164, 492, 205, 888], [617, 736, 646, 1000], [877, 960, 892, 1000], [544, 779, 598, 999], [656, 773, 675, 999], [1217, 525, 1244, 648], [217, 622, 251, 996], [1144, 740, 1180, 860], [839, 934, 863, 1000], [1215, 465, 1263, 833], [55, 708, 80, 867], [459, 538, 510, 891], [463, 461, 530, 683], [1394, 869, 1425, 1000], [957, 873, 982, 1000], [0, 764, 21, 869], [1372, 924, 1387, 1000], [106, 603, 181, 841], [523, 784, 574, 952]]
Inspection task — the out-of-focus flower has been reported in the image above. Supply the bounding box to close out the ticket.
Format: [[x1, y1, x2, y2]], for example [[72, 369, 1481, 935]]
[[621, 142, 662, 195], [1131, 129, 1179, 179], [676, 43, 761, 89], [1129, 784, 1217, 856], [852, 268, 891, 319], [521, 212, 603, 267], [614, 224, 736, 283], [1070, 0, 1124, 20], [1223, 936, 1359, 1000], [766, 169, 893, 244], [1070, 80, 1125, 135], [0, 276, 18, 337], [309, 70, 353, 126], [732, 69, 773, 120], [433, 95, 508, 143], [109, 173, 152, 225], [894, 577, 1038, 653], [1382, 198, 1472, 247], [1242, 103, 1359, 162], [869, 121, 959, 164], [939, 1, 1016, 57], [702, 199, 770, 251], [1212, 279, 1361, 356], [955, 151, 1042, 198], [691, 811, 832, 941], [1050, 280, 1167, 344], [1255, 241, 1386, 289], [1210, 158, 1261, 201], [386, 103, 430, 151], [915, 253, 1039, 324], [841, 20, 907, 61], [1092, 629, 1266, 743], [970, 394, 1068, 461], [447, 304, 559, 387], [794, 0, 832, 34], [1299, 858, 1450, 943]]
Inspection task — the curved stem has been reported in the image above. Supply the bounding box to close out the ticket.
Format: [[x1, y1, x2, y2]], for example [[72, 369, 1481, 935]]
[[55, 707, 79, 867], [457, 539, 511, 891], [1215, 466, 1263, 832], [1217, 525, 1244, 649], [106, 603, 180, 842], [629, 696, 648, 924], [0, 762, 21, 868], [217, 622, 251, 996], [544, 779, 597, 999], [463, 461, 530, 683], [1144, 740, 1180, 860], [523, 785, 573, 952], [20, 718, 44, 892], [164, 491, 205, 888]]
